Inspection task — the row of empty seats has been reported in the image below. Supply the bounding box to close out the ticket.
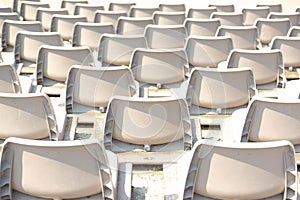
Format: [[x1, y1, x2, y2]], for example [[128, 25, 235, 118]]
[[0, 137, 296, 199]]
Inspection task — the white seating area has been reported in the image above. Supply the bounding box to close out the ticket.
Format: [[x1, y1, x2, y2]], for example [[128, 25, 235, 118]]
[[0, 0, 300, 199]]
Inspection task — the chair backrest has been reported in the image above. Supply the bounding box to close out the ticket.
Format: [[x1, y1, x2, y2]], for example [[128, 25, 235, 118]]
[[130, 48, 188, 86], [187, 7, 217, 19], [0, 137, 117, 199], [288, 26, 300, 36], [255, 18, 291, 45], [104, 96, 193, 152], [0, 63, 21, 93], [0, 6, 12, 12], [270, 36, 300, 68], [20, 1, 49, 21], [36, 8, 68, 31], [13, 0, 40, 13], [37, 45, 92, 84], [0, 12, 19, 37], [185, 36, 233, 68], [158, 3, 186, 12], [116, 16, 153, 35], [14, 31, 64, 63], [227, 49, 284, 89], [182, 140, 297, 199], [216, 25, 259, 50], [144, 24, 187, 49], [61, 0, 88, 14], [268, 12, 300, 26], [257, 3, 282, 12], [74, 3, 104, 22], [186, 67, 256, 114], [72, 22, 114, 50], [66, 65, 136, 114], [242, 7, 270, 26], [50, 14, 87, 41], [0, 93, 59, 140], [108, 2, 136, 15], [152, 11, 185, 25], [2, 20, 43, 49], [208, 4, 235, 12], [184, 18, 220, 36], [241, 98, 300, 148], [94, 10, 127, 30], [129, 6, 159, 17], [210, 12, 244, 26], [98, 33, 146, 67]]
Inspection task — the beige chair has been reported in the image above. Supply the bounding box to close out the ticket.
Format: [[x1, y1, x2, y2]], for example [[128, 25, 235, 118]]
[[216, 25, 259, 50], [116, 16, 153, 35], [226, 49, 285, 96], [144, 24, 187, 49], [270, 36, 300, 79], [0, 63, 21, 93], [187, 7, 217, 19], [14, 31, 64, 72], [255, 18, 291, 47], [129, 48, 188, 96], [257, 3, 282, 12], [186, 67, 256, 124], [268, 12, 300, 26], [20, 1, 49, 21], [104, 96, 193, 152], [210, 12, 244, 26], [129, 6, 159, 17], [72, 22, 114, 50], [61, 0, 88, 14], [0, 137, 121, 199], [208, 4, 235, 12], [0, 13, 20, 38], [158, 3, 185, 12], [0, 6, 12, 13], [185, 36, 233, 68], [98, 33, 146, 67], [1, 20, 43, 51], [108, 2, 136, 15], [288, 26, 300, 36], [184, 18, 220, 36], [94, 10, 127, 31], [13, 0, 39, 13], [36, 8, 68, 31], [74, 3, 104, 22], [66, 65, 136, 114], [50, 14, 87, 41], [242, 7, 270, 26], [0, 93, 60, 140], [241, 97, 300, 164], [36, 45, 93, 96], [181, 140, 297, 199], [152, 11, 185, 25]]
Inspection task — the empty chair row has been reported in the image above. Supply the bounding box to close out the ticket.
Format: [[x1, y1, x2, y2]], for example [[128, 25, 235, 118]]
[[3, 25, 299, 80], [1, 16, 292, 53], [0, 61, 299, 154], [1, 10, 295, 48], [1, 137, 295, 199]]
